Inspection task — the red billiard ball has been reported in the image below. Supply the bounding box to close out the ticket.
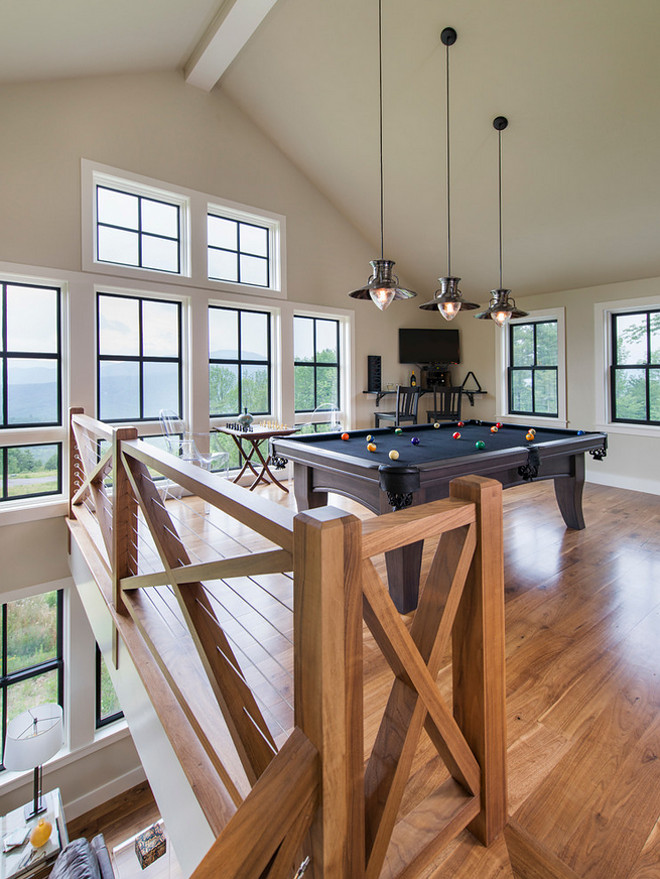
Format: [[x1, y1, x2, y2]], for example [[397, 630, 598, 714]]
[[452, 431, 461, 439], [341, 432, 350, 441], [496, 422, 503, 428], [457, 421, 464, 428]]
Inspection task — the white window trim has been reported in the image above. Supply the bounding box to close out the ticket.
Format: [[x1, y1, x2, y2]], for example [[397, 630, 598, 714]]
[[82, 159, 286, 299], [594, 293, 660, 438], [495, 307, 567, 428]]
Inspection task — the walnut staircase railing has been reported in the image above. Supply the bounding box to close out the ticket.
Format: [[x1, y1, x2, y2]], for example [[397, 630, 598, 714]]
[[67, 408, 507, 879]]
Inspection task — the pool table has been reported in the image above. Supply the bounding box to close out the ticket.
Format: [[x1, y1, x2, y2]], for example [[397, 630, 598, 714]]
[[271, 420, 607, 612]]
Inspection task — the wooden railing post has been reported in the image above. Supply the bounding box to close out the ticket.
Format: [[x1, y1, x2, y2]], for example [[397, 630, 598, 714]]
[[449, 475, 507, 845], [293, 506, 365, 879], [112, 426, 138, 665]]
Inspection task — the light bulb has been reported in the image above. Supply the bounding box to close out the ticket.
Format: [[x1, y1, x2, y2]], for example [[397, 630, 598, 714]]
[[491, 309, 512, 327], [439, 300, 461, 321], [369, 286, 395, 311]]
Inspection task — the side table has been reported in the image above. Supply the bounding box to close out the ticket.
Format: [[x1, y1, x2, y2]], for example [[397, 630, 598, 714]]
[[1, 788, 68, 879], [212, 425, 298, 492]]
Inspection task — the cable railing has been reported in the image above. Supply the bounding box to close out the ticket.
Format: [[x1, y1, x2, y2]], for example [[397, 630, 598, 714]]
[[67, 408, 507, 879]]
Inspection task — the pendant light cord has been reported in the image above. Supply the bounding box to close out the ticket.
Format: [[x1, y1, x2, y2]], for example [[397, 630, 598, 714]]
[[378, 0, 384, 260], [445, 38, 451, 277], [498, 126, 503, 289]]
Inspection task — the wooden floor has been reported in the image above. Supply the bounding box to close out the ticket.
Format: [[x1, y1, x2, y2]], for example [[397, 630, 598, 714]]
[[69, 477, 660, 878]]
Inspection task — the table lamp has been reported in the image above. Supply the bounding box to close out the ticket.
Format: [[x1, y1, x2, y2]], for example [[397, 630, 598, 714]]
[[3, 703, 64, 820]]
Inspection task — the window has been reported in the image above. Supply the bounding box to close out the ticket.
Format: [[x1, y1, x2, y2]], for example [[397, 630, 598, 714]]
[[508, 320, 558, 417], [209, 306, 272, 418], [1, 591, 63, 767], [293, 316, 340, 416], [208, 215, 270, 288], [96, 644, 123, 728], [0, 443, 61, 502], [610, 309, 660, 424], [95, 185, 182, 275], [97, 292, 182, 423], [1, 282, 61, 428]]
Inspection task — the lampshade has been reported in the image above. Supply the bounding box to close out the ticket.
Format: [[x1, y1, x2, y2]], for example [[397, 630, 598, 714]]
[[348, 259, 416, 310], [4, 704, 63, 771], [418, 276, 480, 319]]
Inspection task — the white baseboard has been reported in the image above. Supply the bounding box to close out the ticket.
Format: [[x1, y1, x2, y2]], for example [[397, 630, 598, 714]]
[[587, 470, 660, 496], [63, 765, 147, 821]]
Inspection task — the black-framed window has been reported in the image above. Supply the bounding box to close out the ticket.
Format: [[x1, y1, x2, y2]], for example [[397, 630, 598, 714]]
[[1, 281, 62, 429], [1, 591, 64, 769], [97, 292, 183, 423], [96, 186, 181, 274], [508, 320, 558, 417], [209, 306, 272, 418], [0, 443, 62, 503], [610, 309, 660, 424], [293, 316, 340, 414], [95, 644, 123, 729], [207, 215, 270, 288]]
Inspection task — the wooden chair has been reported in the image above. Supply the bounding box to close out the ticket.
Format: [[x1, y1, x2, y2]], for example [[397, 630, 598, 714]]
[[426, 386, 462, 423], [374, 386, 420, 428]]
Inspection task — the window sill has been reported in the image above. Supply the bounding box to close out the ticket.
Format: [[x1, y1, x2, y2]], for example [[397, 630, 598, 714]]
[[595, 421, 660, 439], [496, 413, 568, 430], [0, 497, 67, 527]]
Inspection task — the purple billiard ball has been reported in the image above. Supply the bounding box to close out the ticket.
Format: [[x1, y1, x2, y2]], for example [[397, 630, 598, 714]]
[[411, 436, 420, 445]]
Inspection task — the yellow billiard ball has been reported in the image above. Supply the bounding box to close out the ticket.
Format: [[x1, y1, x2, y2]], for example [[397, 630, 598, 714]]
[[433, 422, 440, 429], [388, 449, 399, 460], [367, 442, 377, 452], [526, 432, 535, 441], [366, 434, 372, 441]]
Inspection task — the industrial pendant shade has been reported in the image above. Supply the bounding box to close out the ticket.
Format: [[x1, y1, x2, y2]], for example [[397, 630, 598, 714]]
[[419, 27, 479, 319], [348, 0, 416, 310], [475, 116, 528, 327]]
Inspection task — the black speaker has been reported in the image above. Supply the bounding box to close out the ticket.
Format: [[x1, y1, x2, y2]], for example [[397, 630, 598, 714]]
[[367, 355, 382, 392]]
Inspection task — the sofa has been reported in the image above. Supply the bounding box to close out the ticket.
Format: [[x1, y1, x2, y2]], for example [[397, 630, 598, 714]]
[[48, 835, 114, 879]]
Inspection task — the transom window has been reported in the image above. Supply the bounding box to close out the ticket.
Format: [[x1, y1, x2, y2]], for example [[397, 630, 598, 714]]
[[610, 309, 660, 424], [97, 292, 182, 423], [96, 186, 181, 274], [294, 316, 340, 415], [508, 320, 558, 417], [1, 282, 61, 428], [209, 306, 272, 418], [1, 591, 64, 768], [208, 214, 270, 288]]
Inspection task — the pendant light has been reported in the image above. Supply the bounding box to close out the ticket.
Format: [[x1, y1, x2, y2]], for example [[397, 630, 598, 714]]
[[419, 27, 479, 320], [475, 116, 528, 327], [348, 0, 416, 310]]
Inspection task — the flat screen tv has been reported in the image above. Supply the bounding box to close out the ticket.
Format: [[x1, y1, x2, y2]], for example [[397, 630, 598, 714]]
[[398, 328, 460, 365]]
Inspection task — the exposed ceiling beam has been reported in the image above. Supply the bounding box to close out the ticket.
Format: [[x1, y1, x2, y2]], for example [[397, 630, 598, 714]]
[[184, 0, 278, 92]]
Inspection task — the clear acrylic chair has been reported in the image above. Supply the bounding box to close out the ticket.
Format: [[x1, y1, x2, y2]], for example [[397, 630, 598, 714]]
[[158, 409, 229, 501]]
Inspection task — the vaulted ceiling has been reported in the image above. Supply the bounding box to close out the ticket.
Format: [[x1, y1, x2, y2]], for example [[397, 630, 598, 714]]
[[3, 0, 660, 302]]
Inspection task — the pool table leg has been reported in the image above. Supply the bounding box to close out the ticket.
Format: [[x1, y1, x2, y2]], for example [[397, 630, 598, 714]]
[[553, 455, 586, 530], [293, 463, 328, 512], [385, 543, 423, 614]]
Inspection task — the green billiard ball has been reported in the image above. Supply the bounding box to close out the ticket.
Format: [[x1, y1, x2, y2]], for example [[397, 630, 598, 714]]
[[394, 428, 403, 435], [475, 440, 486, 450]]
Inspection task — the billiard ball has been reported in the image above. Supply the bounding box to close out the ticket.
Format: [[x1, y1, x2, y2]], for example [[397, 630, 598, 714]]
[[528, 428, 536, 436], [526, 432, 535, 441], [433, 422, 440, 429], [475, 440, 486, 449], [577, 429, 585, 435], [389, 449, 399, 460], [490, 426, 498, 433], [496, 422, 503, 428], [394, 428, 403, 435], [366, 434, 372, 441], [367, 442, 377, 452], [341, 432, 350, 441], [452, 431, 461, 439], [457, 421, 464, 428], [411, 436, 420, 445]]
